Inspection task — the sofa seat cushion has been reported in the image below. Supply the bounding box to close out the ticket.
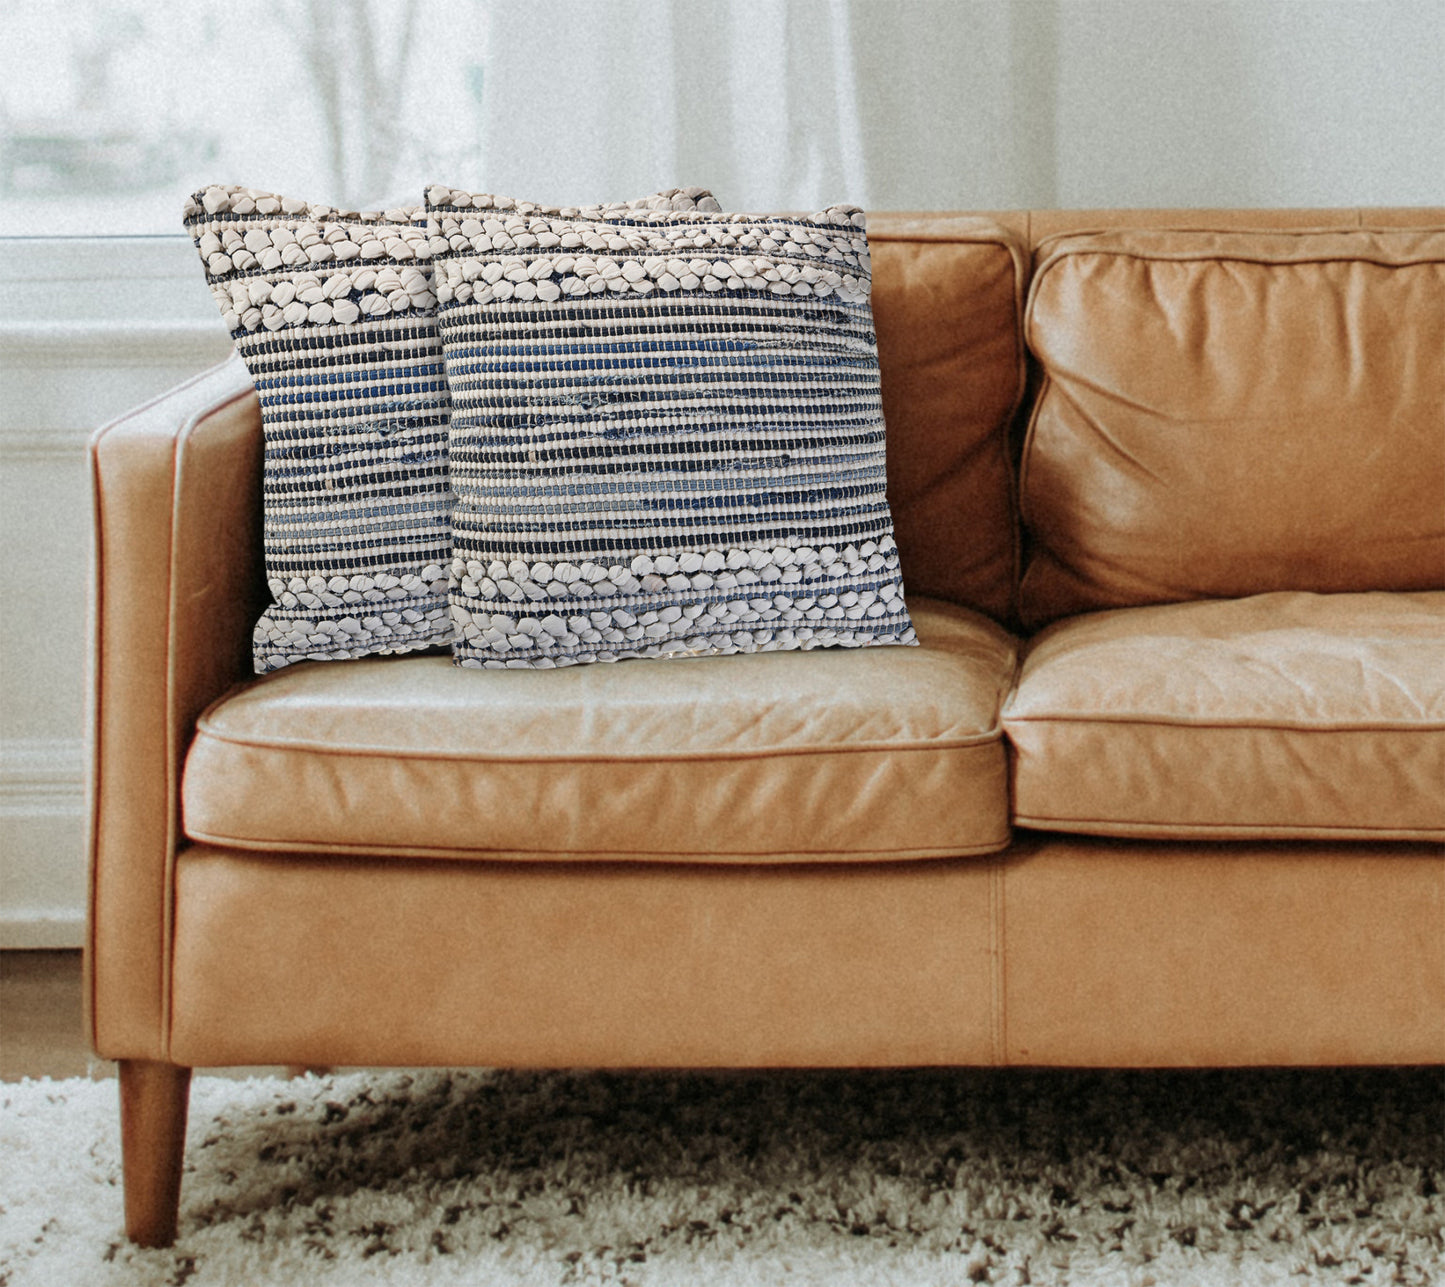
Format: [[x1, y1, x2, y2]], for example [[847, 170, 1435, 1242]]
[[182, 598, 1017, 862], [1002, 591, 1445, 840]]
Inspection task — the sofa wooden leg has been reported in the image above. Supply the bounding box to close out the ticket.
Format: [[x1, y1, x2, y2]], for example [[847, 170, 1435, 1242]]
[[118, 1059, 192, 1247]]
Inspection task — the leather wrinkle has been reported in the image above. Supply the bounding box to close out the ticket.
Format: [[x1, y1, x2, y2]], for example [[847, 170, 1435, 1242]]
[[1019, 230, 1445, 625]]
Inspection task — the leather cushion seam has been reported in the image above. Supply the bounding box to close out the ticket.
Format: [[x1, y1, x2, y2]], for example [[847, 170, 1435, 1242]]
[[178, 830, 1013, 861], [1013, 815, 1444, 838], [189, 722, 1007, 762], [1034, 238, 1445, 274], [1002, 713, 1444, 733]]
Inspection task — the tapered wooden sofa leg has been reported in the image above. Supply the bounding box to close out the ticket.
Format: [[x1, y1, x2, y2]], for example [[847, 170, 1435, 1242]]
[[118, 1060, 192, 1247]]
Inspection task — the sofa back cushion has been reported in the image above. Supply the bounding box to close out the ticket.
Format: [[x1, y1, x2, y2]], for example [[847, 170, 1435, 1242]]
[[867, 216, 1027, 625], [1019, 227, 1445, 627]]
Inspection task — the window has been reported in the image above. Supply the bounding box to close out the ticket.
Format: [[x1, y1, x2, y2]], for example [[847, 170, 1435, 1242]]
[[2, 0, 489, 239]]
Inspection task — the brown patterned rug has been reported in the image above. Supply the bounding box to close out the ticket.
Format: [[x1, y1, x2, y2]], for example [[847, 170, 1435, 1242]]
[[2, 1066, 1441, 1284]]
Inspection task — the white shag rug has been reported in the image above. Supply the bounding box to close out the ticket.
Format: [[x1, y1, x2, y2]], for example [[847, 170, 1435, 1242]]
[[1, 1066, 1441, 1286]]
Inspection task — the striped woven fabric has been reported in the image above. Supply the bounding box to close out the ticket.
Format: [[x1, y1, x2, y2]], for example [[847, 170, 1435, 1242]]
[[184, 184, 720, 672], [428, 187, 916, 668], [184, 185, 453, 671]]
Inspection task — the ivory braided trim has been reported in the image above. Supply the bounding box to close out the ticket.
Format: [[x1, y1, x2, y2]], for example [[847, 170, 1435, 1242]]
[[184, 184, 726, 336], [450, 538, 912, 669], [428, 192, 871, 306]]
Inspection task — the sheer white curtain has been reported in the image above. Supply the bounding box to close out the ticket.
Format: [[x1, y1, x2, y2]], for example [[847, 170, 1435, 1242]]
[[3, 0, 1439, 231], [472, 0, 872, 212], [389, 0, 1445, 213], [469, 0, 1061, 213]]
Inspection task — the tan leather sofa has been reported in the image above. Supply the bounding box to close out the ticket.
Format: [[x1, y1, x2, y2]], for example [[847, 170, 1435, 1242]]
[[87, 209, 1445, 1246]]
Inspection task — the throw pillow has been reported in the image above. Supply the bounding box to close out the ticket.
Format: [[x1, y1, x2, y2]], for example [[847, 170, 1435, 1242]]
[[184, 183, 721, 672], [427, 186, 917, 668]]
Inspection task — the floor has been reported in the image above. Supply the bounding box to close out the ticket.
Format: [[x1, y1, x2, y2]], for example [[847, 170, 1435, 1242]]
[[0, 950, 298, 1082]]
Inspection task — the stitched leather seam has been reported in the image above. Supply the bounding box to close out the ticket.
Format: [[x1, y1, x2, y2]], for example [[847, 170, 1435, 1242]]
[[1003, 714, 1445, 732], [1013, 816, 1444, 838], [1032, 228, 1445, 275], [990, 854, 1005, 1067], [1028, 214, 1386, 255], [187, 726, 1008, 761], [865, 226, 1018, 246], [1039, 245, 1445, 271], [179, 832, 1013, 862]]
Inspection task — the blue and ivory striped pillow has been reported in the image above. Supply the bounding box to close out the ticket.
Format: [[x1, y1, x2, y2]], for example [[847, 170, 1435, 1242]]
[[427, 186, 917, 668], [184, 184, 721, 672], [184, 184, 452, 671]]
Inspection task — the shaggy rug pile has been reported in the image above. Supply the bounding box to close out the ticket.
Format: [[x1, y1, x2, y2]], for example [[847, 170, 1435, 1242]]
[[1, 1066, 1441, 1285]]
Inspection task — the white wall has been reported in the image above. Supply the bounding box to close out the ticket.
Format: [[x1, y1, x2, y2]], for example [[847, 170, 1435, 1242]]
[[0, 243, 231, 946], [1, 0, 1442, 945], [1050, 0, 1445, 208]]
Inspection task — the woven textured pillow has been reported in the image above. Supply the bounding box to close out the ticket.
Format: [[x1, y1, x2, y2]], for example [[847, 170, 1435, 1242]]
[[184, 184, 720, 672], [427, 186, 916, 668]]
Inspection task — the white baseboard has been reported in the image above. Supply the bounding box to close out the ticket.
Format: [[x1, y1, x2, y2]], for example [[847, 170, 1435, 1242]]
[[0, 914, 85, 950], [0, 738, 86, 946], [0, 737, 84, 816]]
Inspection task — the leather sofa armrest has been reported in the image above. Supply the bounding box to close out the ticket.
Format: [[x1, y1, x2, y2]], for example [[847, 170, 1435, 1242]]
[[86, 355, 265, 1059]]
